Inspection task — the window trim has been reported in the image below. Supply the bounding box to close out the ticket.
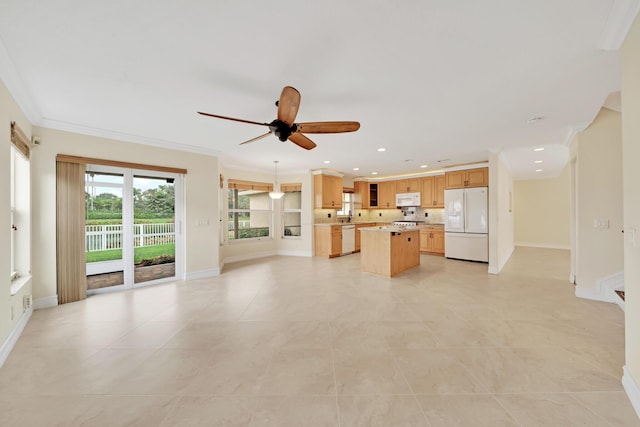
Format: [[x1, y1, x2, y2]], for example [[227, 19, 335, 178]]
[[226, 183, 274, 243], [281, 183, 302, 239]]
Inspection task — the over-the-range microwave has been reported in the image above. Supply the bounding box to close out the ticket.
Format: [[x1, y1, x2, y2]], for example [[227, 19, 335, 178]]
[[396, 192, 421, 207]]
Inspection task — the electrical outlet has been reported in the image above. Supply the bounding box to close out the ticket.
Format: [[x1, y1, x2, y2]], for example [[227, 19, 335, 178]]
[[327, 213, 332, 218], [379, 212, 382, 217]]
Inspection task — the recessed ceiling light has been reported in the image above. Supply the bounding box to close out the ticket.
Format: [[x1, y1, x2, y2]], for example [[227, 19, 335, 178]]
[[377, 148, 386, 152], [420, 165, 428, 168], [534, 160, 543, 164], [371, 172, 378, 175], [323, 160, 331, 164], [353, 167, 360, 171], [535, 169, 543, 172], [533, 147, 545, 152]]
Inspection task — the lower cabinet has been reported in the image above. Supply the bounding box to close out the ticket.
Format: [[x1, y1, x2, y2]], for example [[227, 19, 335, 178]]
[[314, 225, 342, 258], [419, 229, 445, 255]]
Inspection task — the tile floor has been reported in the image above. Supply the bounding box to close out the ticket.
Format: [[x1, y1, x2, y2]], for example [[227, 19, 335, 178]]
[[0, 247, 638, 426]]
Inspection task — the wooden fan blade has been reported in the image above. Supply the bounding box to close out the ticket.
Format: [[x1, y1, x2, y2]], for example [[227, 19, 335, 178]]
[[277, 86, 301, 125], [239, 132, 272, 145], [295, 121, 360, 134], [289, 133, 317, 150], [198, 112, 269, 127]]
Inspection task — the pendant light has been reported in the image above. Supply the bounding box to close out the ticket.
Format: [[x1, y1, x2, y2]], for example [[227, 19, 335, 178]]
[[269, 160, 284, 199]]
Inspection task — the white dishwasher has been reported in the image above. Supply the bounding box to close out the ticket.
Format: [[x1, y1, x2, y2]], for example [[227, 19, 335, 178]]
[[341, 225, 355, 255]]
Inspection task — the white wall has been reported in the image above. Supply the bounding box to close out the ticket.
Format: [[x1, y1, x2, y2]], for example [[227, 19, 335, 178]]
[[0, 79, 33, 361], [30, 126, 221, 304], [572, 108, 624, 296], [488, 153, 515, 274], [621, 11, 640, 413], [514, 164, 571, 249]]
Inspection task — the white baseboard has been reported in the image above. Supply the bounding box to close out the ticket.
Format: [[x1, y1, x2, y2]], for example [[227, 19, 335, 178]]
[[224, 250, 277, 265], [623, 366, 640, 421], [33, 295, 58, 309], [515, 241, 571, 250], [277, 250, 313, 257], [575, 271, 624, 304], [185, 268, 221, 281], [0, 305, 33, 368]]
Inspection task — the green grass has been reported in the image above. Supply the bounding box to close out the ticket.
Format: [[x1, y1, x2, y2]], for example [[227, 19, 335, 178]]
[[86, 244, 175, 263]]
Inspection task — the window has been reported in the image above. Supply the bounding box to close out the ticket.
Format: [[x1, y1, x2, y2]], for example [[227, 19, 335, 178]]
[[227, 180, 273, 241], [281, 183, 302, 237], [9, 122, 30, 284], [337, 192, 354, 217]]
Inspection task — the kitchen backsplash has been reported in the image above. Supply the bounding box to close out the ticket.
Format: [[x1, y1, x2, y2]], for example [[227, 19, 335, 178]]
[[313, 208, 444, 224]]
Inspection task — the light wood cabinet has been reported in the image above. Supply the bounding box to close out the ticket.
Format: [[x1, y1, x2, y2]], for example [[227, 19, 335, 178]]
[[314, 225, 342, 258], [419, 228, 445, 255], [354, 181, 369, 208], [445, 167, 488, 189], [395, 178, 421, 194], [378, 181, 396, 209], [314, 173, 343, 209], [420, 175, 445, 208], [434, 175, 446, 207]]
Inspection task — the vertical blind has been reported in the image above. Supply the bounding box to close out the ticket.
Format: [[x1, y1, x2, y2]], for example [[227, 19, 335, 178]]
[[56, 161, 87, 304]]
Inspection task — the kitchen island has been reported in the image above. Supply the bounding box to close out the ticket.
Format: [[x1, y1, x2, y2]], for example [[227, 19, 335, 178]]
[[360, 226, 420, 277]]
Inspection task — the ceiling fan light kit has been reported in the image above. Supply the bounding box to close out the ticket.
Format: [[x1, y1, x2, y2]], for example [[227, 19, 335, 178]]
[[198, 86, 360, 151]]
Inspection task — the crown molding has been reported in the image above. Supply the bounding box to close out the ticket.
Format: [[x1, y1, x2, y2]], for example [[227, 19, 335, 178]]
[[38, 118, 221, 157], [0, 37, 42, 123], [597, 0, 640, 50]]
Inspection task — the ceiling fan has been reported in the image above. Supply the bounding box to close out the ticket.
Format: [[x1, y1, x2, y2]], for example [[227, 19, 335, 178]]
[[198, 86, 360, 150]]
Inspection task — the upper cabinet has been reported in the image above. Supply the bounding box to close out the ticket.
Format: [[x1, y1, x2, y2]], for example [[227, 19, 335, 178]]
[[378, 181, 396, 209], [395, 178, 421, 194], [445, 167, 488, 189], [314, 172, 343, 209], [354, 181, 369, 208], [421, 175, 446, 208]]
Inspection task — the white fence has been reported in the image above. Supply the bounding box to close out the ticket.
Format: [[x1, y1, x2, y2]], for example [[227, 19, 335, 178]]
[[86, 223, 175, 252]]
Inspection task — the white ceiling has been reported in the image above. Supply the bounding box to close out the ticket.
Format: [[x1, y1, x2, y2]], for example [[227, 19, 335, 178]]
[[1, 0, 638, 180]]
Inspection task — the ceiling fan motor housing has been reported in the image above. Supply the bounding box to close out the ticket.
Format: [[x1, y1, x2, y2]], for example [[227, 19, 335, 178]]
[[270, 119, 296, 142]]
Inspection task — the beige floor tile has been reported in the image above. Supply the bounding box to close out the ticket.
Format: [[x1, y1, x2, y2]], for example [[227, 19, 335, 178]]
[[1, 248, 635, 425], [159, 395, 255, 426], [183, 349, 272, 395], [0, 395, 176, 427], [570, 391, 640, 427], [417, 394, 519, 426], [511, 347, 622, 392], [107, 348, 212, 395], [496, 393, 614, 427], [394, 348, 489, 394], [258, 348, 335, 395], [250, 395, 338, 427], [107, 320, 187, 349], [449, 347, 563, 393], [333, 347, 413, 395], [338, 395, 428, 426]]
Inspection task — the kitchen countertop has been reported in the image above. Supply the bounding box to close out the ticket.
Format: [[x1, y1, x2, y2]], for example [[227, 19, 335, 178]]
[[315, 222, 444, 227]]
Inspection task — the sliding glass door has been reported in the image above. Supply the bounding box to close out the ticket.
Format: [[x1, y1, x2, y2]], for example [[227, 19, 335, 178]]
[[85, 165, 183, 293], [133, 175, 176, 284]]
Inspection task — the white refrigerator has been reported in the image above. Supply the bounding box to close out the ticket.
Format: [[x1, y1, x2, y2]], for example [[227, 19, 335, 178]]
[[444, 187, 488, 262]]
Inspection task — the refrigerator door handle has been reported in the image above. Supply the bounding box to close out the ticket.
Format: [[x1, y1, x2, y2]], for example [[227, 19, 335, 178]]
[[463, 190, 467, 231]]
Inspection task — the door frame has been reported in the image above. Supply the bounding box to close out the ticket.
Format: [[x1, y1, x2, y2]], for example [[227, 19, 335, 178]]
[[85, 164, 184, 294]]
